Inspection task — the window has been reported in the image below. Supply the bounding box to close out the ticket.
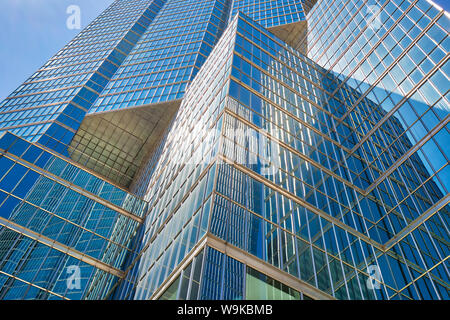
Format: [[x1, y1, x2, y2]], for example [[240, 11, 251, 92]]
[[246, 267, 301, 300]]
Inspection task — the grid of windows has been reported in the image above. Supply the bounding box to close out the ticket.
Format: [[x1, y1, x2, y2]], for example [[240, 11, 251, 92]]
[[0, 0, 447, 301], [109, 12, 448, 300], [0, 132, 146, 299], [230, 0, 308, 27], [90, 0, 232, 113], [112, 16, 239, 300], [208, 14, 448, 299]]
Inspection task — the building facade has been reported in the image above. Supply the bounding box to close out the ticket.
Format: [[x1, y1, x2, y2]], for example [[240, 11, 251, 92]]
[[0, 0, 448, 300]]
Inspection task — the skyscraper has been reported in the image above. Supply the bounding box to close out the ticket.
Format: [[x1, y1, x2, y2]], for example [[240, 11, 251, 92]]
[[0, 0, 448, 300]]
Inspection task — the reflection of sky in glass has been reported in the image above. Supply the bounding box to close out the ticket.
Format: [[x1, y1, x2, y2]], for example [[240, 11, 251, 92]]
[[340, 74, 449, 196]]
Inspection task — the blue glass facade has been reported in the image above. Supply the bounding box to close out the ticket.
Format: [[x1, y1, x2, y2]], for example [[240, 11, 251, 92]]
[[0, 0, 448, 300], [91, 0, 232, 113], [0, 132, 146, 299]]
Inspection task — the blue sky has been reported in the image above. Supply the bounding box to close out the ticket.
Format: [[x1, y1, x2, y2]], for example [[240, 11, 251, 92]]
[[0, 0, 448, 102], [0, 0, 114, 101]]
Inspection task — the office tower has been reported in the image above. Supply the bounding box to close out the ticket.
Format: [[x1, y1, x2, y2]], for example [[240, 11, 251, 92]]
[[0, 0, 448, 300]]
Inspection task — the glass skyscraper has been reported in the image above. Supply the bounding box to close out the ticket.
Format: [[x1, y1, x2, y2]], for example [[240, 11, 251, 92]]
[[0, 0, 448, 300]]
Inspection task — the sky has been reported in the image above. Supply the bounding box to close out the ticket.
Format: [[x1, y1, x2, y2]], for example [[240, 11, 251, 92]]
[[0, 0, 114, 101], [0, 0, 448, 102]]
